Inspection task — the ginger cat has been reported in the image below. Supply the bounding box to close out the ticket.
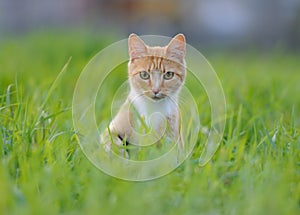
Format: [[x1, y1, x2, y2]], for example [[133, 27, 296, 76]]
[[101, 33, 186, 155]]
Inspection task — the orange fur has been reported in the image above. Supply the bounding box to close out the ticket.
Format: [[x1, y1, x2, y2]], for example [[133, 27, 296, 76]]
[[101, 33, 186, 153]]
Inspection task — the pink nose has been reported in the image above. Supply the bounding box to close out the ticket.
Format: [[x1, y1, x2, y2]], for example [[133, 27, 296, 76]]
[[152, 89, 160, 95]]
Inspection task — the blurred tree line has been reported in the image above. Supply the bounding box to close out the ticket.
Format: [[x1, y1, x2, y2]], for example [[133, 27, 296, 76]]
[[0, 0, 299, 50]]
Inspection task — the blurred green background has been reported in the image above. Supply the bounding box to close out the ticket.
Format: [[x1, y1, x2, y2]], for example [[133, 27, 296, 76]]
[[0, 1, 299, 215]]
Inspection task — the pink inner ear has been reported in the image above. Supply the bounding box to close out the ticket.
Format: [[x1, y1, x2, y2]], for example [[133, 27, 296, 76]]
[[128, 34, 147, 59], [173, 34, 185, 43]]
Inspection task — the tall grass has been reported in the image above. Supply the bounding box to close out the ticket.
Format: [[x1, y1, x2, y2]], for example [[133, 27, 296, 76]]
[[0, 32, 299, 215]]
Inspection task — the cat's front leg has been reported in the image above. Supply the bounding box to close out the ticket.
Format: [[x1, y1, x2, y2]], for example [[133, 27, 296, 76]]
[[100, 128, 130, 158], [166, 112, 183, 144], [100, 101, 133, 157]]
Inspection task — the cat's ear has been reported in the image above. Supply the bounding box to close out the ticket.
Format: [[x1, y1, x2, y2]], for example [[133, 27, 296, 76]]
[[128, 33, 147, 59], [166, 33, 186, 61]]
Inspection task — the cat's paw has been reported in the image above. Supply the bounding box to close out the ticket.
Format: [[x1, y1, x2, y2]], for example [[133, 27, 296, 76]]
[[99, 131, 111, 152], [100, 129, 129, 158]]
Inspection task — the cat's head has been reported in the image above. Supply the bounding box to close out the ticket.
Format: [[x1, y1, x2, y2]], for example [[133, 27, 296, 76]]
[[128, 33, 186, 101]]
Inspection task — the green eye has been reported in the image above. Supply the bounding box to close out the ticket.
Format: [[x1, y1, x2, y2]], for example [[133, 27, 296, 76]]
[[140, 71, 150, 80], [164, 71, 174, 80]]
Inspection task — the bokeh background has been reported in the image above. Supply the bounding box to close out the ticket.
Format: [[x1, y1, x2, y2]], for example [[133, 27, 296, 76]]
[[0, 1, 299, 214], [1, 0, 300, 50]]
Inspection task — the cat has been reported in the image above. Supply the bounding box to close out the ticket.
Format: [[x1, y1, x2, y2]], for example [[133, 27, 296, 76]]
[[101, 33, 186, 155]]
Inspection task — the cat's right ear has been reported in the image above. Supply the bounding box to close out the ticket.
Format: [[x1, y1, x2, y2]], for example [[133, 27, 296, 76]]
[[128, 34, 147, 59], [166, 33, 186, 61]]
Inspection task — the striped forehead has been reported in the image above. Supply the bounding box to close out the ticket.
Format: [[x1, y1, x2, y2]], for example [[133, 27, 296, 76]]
[[148, 56, 165, 71]]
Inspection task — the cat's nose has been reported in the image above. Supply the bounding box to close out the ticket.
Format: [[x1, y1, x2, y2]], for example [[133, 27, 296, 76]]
[[152, 89, 160, 95]]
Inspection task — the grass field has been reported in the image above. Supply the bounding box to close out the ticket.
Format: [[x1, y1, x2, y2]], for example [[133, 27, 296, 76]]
[[0, 32, 299, 215]]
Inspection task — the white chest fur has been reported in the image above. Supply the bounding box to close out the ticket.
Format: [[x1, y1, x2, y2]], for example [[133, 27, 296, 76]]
[[129, 92, 177, 130]]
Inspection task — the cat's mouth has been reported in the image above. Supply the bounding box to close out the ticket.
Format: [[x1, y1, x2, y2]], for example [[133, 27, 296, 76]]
[[150, 94, 166, 101], [152, 96, 161, 100], [143, 91, 166, 101]]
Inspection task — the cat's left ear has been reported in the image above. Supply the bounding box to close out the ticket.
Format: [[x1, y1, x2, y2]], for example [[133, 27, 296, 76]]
[[166, 33, 186, 61]]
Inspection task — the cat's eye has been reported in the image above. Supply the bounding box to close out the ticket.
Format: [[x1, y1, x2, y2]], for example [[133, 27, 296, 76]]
[[163, 71, 174, 80], [140, 71, 150, 80]]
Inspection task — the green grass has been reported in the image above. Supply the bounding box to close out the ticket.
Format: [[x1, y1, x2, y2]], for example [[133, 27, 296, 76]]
[[0, 32, 299, 215]]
